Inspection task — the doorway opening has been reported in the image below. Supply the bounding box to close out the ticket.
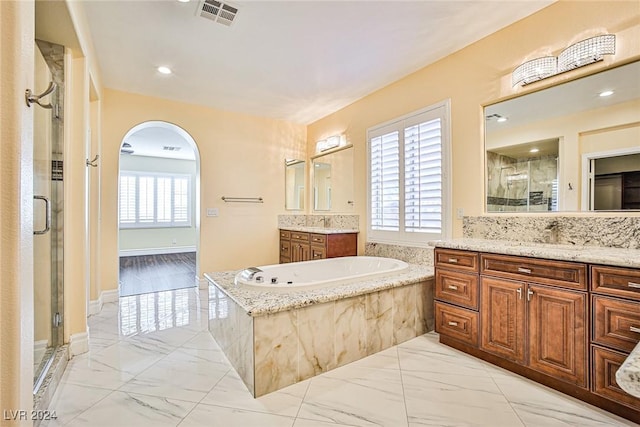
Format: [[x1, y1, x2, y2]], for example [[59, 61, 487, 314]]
[[117, 121, 200, 296], [582, 148, 640, 211]]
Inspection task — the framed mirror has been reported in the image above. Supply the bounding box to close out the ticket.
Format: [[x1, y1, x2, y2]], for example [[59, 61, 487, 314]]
[[312, 144, 354, 212], [485, 60, 640, 212], [285, 159, 305, 210]]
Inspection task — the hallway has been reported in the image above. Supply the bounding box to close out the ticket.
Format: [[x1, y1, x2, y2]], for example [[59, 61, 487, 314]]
[[119, 253, 197, 296]]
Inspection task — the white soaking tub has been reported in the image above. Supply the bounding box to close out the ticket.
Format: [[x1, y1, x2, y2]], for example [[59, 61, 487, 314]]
[[235, 256, 409, 291]]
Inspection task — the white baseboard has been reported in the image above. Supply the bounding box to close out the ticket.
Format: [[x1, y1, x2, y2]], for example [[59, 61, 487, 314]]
[[88, 289, 120, 316], [69, 332, 89, 357], [119, 246, 196, 257]]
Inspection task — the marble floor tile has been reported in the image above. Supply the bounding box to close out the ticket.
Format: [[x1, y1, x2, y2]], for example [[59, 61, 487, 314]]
[[298, 365, 408, 427], [64, 391, 195, 427], [178, 403, 295, 427], [45, 288, 638, 427], [201, 370, 309, 417]]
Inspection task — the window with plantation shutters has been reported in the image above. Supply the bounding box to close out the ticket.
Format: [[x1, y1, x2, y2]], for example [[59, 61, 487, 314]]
[[367, 101, 450, 246], [118, 172, 192, 228]]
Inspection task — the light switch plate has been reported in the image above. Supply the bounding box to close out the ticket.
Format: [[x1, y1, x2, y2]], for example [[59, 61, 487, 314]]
[[207, 208, 219, 217], [456, 207, 464, 219]]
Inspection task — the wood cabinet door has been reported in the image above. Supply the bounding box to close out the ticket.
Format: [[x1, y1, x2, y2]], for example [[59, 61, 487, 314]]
[[528, 284, 587, 388], [291, 243, 310, 262], [480, 277, 526, 364]]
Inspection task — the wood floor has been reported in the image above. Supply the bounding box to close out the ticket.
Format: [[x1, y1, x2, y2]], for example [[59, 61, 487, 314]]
[[119, 252, 196, 297]]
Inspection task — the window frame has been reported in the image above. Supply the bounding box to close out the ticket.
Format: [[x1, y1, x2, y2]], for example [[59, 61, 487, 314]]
[[366, 100, 452, 247], [118, 170, 193, 229]]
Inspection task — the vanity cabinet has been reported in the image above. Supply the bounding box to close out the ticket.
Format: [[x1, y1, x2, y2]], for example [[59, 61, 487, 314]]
[[590, 264, 640, 412], [480, 254, 588, 387], [434, 248, 639, 423], [434, 249, 480, 347], [279, 229, 357, 263]]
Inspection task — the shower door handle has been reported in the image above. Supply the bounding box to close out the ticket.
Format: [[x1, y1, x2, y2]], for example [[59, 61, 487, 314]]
[[33, 195, 51, 235]]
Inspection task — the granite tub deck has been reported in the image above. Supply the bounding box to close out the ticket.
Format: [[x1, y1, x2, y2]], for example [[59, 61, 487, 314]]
[[205, 263, 434, 397]]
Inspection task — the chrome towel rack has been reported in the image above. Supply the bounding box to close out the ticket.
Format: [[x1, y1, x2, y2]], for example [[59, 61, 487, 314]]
[[221, 196, 264, 203]]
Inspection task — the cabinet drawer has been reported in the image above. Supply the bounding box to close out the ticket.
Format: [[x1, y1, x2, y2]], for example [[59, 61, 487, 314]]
[[280, 230, 291, 240], [481, 254, 586, 290], [591, 265, 640, 301], [290, 231, 310, 242], [310, 245, 326, 260], [310, 233, 326, 245], [435, 249, 478, 272], [592, 345, 640, 411], [435, 269, 479, 310], [593, 296, 640, 352], [435, 302, 478, 347]]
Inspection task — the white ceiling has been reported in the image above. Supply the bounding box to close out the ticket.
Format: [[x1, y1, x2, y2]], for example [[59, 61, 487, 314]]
[[84, 0, 555, 128]]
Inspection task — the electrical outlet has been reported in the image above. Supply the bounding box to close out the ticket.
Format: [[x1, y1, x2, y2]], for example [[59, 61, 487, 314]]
[[456, 208, 464, 220], [172, 238, 177, 245], [207, 208, 219, 217]]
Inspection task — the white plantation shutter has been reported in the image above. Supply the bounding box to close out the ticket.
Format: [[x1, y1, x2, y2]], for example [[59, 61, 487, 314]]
[[404, 119, 442, 233], [367, 101, 450, 246], [118, 172, 192, 228], [370, 130, 400, 231]]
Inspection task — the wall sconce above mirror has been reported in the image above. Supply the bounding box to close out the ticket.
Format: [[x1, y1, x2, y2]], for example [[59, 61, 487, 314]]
[[486, 60, 640, 213], [284, 159, 305, 210], [512, 34, 616, 86], [312, 144, 354, 213]]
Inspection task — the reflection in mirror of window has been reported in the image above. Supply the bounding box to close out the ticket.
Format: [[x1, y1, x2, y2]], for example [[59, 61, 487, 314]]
[[285, 159, 305, 210]]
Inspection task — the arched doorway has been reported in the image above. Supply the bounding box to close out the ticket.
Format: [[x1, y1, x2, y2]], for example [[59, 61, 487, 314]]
[[117, 121, 201, 296]]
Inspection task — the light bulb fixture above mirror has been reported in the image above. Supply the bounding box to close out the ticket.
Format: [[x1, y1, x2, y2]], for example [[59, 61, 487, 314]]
[[512, 34, 615, 87], [316, 134, 344, 153]]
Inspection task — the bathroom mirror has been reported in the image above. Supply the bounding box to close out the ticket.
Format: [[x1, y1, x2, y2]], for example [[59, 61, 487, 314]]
[[284, 159, 305, 210], [312, 144, 354, 212], [485, 60, 640, 212]]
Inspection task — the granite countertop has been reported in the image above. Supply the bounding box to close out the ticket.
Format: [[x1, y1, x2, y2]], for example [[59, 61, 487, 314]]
[[617, 341, 640, 399], [429, 238, 640, 269], [279, 226, 359, 234], [204, 263, 433, 317]]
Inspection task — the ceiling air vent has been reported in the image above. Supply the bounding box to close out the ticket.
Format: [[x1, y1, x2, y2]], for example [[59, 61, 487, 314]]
[[199, 0, 239, 27]]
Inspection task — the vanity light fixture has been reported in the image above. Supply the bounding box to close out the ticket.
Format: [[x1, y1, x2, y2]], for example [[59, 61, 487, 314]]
[[557, 35, 616, 73], [512, 56, 557, 86], [316, 134, 343, 152], [512, 34, 616, 87], [157, 66, 172, 75], [599, 90, 614, 97]]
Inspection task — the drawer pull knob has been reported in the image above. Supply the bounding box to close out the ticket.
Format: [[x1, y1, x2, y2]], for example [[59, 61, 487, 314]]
[[448, 258, 458, 263], [518, 267, 532, 274], [447, 285, 459, 290], [448, 321, 459, 327], [631, 326, 640, 334], [628, 282, 640, 289]]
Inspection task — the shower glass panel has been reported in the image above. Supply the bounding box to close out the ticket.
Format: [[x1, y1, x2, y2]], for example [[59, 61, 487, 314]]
[[33, 40, 64, 394], [486, 150, 559, 212]]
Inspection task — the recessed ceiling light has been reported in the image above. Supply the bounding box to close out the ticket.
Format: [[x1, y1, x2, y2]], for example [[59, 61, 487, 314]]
[[157, 66, 172, 75], [599, 90, 614, 97], [497, 116, 508, 123], [530, 148, 539, 153]]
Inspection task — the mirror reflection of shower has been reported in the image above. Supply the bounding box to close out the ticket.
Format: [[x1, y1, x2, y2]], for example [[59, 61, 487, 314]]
[[487, 139, 559, 212]]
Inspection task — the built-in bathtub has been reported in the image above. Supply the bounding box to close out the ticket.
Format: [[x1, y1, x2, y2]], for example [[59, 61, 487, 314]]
[[236, 256, 409, 291], [206, 256, 434, 397]]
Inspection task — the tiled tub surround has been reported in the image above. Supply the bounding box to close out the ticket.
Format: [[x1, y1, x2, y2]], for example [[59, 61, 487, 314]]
[[463, 215, 640, 248], [365, 242, 435, 265], [206, 263, 434, 397], [430, 238, 640, 421]]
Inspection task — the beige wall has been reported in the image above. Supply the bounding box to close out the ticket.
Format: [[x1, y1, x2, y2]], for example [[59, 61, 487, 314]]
[[0, 0, 35, 420], [100, 89, 307, 291], [307, 0, 640, 243]]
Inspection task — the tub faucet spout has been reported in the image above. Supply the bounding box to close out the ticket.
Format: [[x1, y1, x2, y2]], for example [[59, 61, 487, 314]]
[[241, 267, 263, 281]]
